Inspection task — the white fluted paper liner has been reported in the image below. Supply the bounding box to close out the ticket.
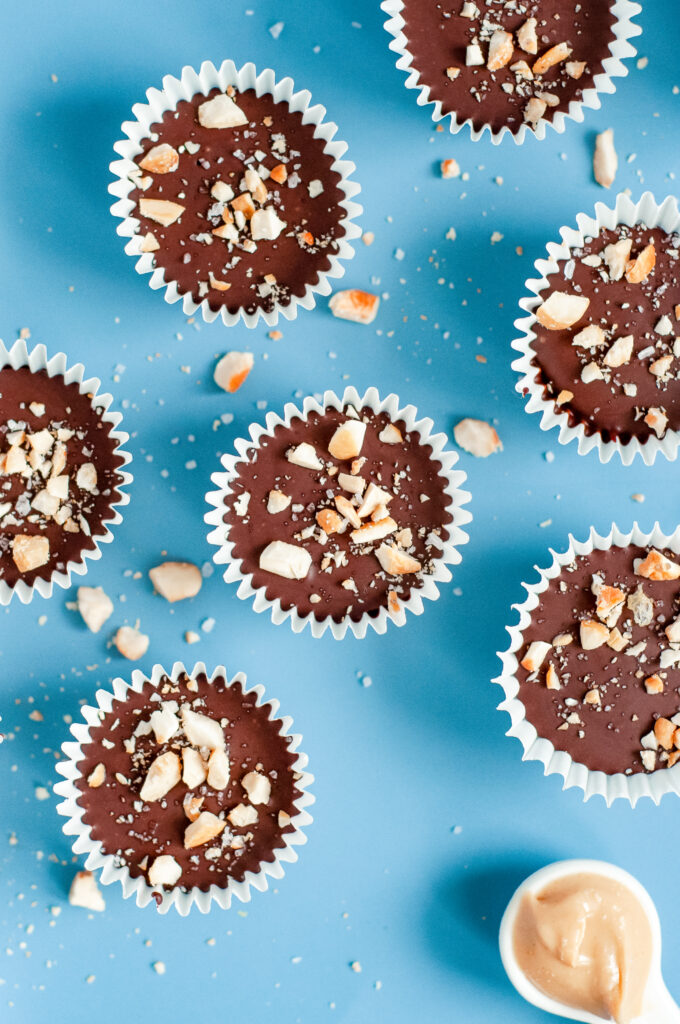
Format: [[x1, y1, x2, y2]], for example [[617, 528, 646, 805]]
[[54, 661, 314, 916], [0, 339, 132, 606], [513, 191, 680, 464], [205, 386, 472, 640], [109, 60, 362, 328], [495, 522, 680, 807], [381, 0, 640, 145]]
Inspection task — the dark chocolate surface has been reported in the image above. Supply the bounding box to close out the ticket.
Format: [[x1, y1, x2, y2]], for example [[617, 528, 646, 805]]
[[76, 672, 301, 891], [130, 87, 346, 315], [0, 367, 125, 587], [223, 405, 453, 622], [517, 546, 680, 775], [529, 224, 680, 444], [400, 0, 615, 134]]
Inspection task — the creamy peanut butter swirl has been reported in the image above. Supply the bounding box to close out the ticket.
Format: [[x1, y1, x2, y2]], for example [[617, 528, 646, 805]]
[[513, 872, 652, 1023]]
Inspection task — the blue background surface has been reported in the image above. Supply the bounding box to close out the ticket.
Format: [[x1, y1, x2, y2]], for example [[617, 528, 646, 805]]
[[1, 1, 679, 1020]]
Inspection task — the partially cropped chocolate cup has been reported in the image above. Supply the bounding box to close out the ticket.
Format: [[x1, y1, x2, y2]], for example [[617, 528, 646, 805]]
[[496, 524, 680, 806], [514, 192, 680, 464], [54, 663, 313, 915], [110, 60, 362, 327], [0, 340, 131, 604], [205, 387, 472, 639], [381, 0, 640, 142]]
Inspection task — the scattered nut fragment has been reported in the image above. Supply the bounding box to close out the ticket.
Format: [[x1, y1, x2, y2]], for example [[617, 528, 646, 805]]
[[603, 334, 633, 368], [532, 41, 572, 75], [635, 549, 680, 581], [149, 705, 179, 745], [453, 418, 502, 457], [466, 41, 484, 67], [139, 232, 159, 253], [516, 17, 538, 54], [197, 93, 248, 130], [625, 243, 656, 283], [251, 207, 287, 241], [138, 198, 185, 227], [228, 803, 259, 828], [259, 540, 312, 580], [149, 561, 202, 603], [184, 811, 226, 849], [375, 543, 421, 575], [183, 793, 204, 822], [77, 586, 114, 633], [316, 508, 343, 535], [181, 707, 225, 751], [69, 871, 105, 912], [267, 489, 291, 514], [520, 640, 551, 673], [114, 625, 149, 661], [182, 747, 208, 789], [214, 351, 254, 393], [139, 143, 180, 174], [148, 854, 182, 888], [545, 664, 560, 690], [524, 97, 547, 127], [207, 747, 230, 790], [335, 494, 362, 528], [603, 238, 632, 281], [139, 751, 182, 803], [535, 291, 590, 331], [329, 289, 380, 325], [645, 674, 664, 695], [572, 324, 606, 350], [584, 688, 601, 705], [241, 770, 272, 805], [487, 29, 514, 71], [87, 763, 106, 788], [328, 420, 366, 461], [654, 718, 676, 750], [565, 61, 586, 79], [287, 442, 323, 471], [378, 424, 402, 445], [12, 534, 49, 574], [579, 619, 609, 650], [593, 128, 617, 189], [644, 407, 668, 439]]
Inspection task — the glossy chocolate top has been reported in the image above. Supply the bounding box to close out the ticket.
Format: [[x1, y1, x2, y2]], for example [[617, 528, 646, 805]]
[[400, 0, 614, 134], [222, 405, 454, 623], [76, 672, 302, 892], [130, 87, 346, 316], [517, 545, 680, 775], [529, 224, 680, 445], [0, 367, 125, 588]]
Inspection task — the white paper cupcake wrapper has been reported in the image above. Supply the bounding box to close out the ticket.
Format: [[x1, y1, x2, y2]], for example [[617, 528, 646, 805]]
[[109, 59, 362, 328], [380, 0, 641, 144], [495, 522, 680, 807], [205, 385, 472, 640], [0, 339, 132, 606], [54, 661, 314, 916], [513, 191, 680, 464]]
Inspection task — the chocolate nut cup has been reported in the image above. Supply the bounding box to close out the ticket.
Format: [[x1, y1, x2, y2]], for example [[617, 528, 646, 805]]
[[205, 385, 472, 639], [513, 191, 680, 464], [381, 0, 640, 144], [496, 523, 680, 806], [0, 339, 132, 605], [54, 662, 314, 915], [109, 59, 362, 328]]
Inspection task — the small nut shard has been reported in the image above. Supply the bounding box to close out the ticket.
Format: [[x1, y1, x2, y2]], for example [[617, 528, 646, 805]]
[[287, 442, 324, 471], [375, 543, 421, 575], [114, 625, 149, 661], [329, 289, 380, 325], [181, 706, 225, 751], [251, 207, 287, 241], [654, 718, 676, 751], [517, 17, 538, 54], [148, 855, 182, 888], [139, 751, 181, 803], [149, 561, 202, 603], [593, 128, 617, 189], [545, 664, 560, 690], [625, 243, 656, 284], [182, 747, 208, 789], [580, 619, 610, 650], [241, 770, 272, 805], [207, 747, 230, 790], [644, 407, 668, 439], [228, 803, 259, 828], [69, 870, 105, 912], [378, 423, 403, 445], [77, 586, 114, 633], [138, 198, 185, 226], [184, 811, 226, 849], [603, 334, 633, 368], [328, 420, 366, 461], [635, 549, 680, 581], [520, 640, 552, 673], [139, 143, 179, 174], [644, 674, 664, 695], [12, 534, 49, 573], [197, 94, 248, 130], [603, 238, 632, 281], [572, 324, 606, 350], [524, 97, 547, 127], [259, 540, 312, 580], [453, 418, 502, 457], [535, 291, 590, 331], [440, 158, 461, 179], [532, 41, 572, 75], [267, 489, 291, 514], [214, 351, 254, 393], [87, 763, 106, 788], [487, 30, 514, 71]]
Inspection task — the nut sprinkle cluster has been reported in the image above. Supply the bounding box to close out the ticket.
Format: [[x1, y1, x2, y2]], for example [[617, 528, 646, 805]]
[[517, 546, 680, 776], [76, 672, 301, 892], [129, 86, 345, 316], [224, 405, 454, 623]]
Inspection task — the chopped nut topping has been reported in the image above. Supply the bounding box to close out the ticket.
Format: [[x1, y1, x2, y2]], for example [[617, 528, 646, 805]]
[[184, 811, 226, 849]]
